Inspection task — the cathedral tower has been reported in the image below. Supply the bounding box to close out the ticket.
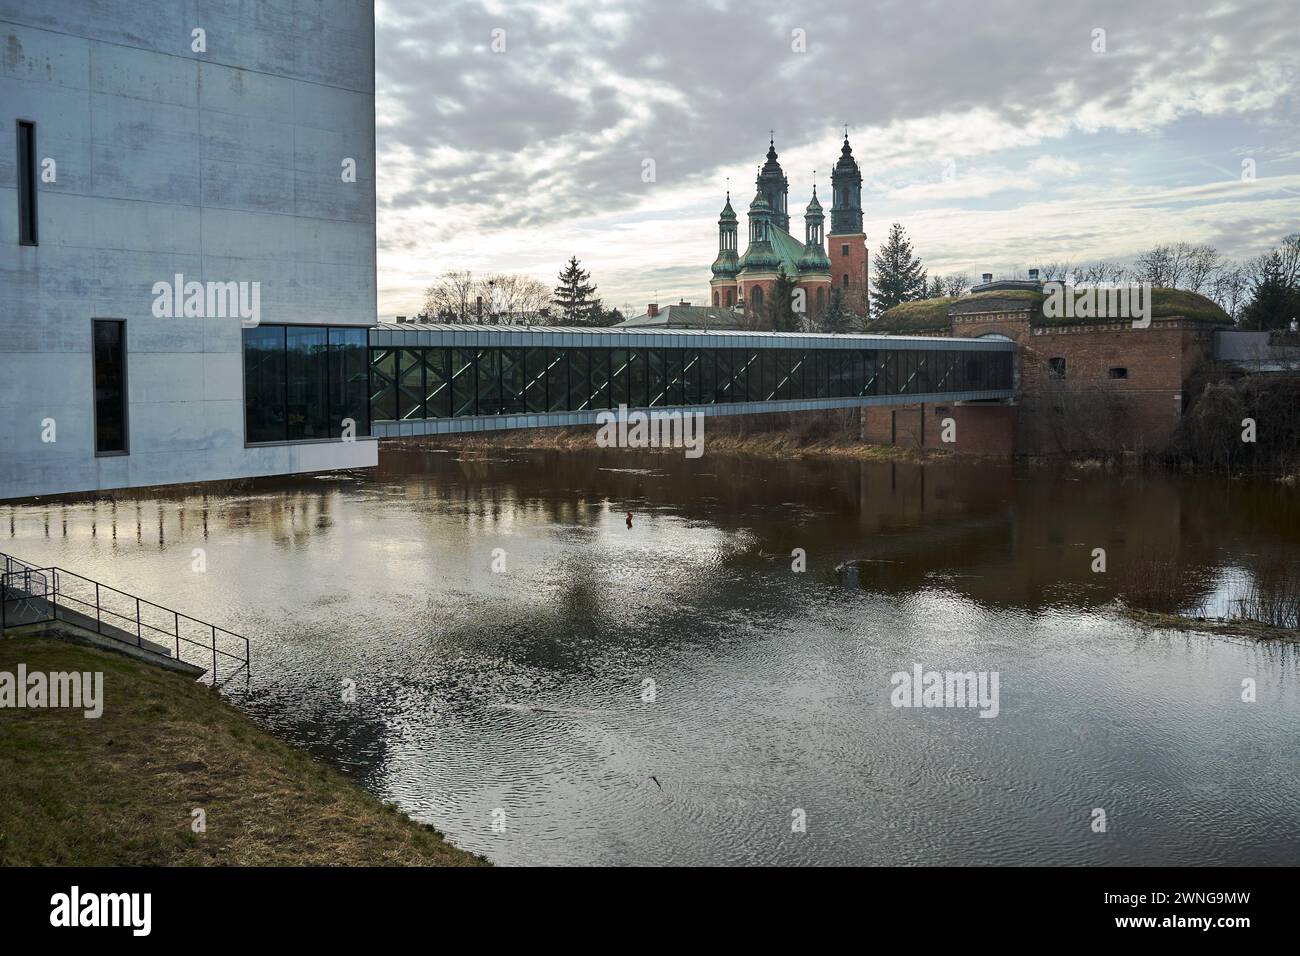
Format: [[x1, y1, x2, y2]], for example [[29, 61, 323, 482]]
[[710, 193, 739, 308], [756, 137, 790, 233], [797, 185, 831, 320], [828, 133, 868, 313]]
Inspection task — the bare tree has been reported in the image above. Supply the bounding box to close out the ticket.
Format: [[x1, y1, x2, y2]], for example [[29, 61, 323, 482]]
[[477, 273, 551, 324], [1035, 261, 1073, 281], [942, 273, 970, 297], [1077, 261, 1127, 287], [423, 269, 476, 323], [1184, 244, 1224, 294], [1211, 265, 1248, 321], [1133, 242, 1215, 289]]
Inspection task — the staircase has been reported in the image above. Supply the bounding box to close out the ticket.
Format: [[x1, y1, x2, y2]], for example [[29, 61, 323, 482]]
[[1, 551, 250, 684]]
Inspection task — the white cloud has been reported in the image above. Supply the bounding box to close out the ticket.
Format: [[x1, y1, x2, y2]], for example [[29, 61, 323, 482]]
[[373, 0, 1300, 312]]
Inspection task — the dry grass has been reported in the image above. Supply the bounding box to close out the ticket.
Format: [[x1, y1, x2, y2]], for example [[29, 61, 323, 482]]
[[1232, 560, 1300, 630], [1117, 553, 1195, 615], [1123, 609, 1300, 642], [0, 637, 486, 866], [399, 413, 961, 464]]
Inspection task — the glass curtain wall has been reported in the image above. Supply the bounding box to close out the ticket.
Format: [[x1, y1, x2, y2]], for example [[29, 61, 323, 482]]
[[367, 345, 1012, 423], [243, 325, 370, 443]]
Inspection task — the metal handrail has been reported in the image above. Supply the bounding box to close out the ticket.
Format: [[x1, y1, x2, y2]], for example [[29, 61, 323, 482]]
[[0, 552, 250, 685]]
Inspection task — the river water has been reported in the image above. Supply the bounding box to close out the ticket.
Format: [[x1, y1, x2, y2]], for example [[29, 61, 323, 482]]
[[4, 447, 1298, 865]]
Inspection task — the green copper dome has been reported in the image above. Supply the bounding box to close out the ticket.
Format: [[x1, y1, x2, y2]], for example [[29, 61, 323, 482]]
[[798, 242, 831, 274], [739, 245, 781, 272]]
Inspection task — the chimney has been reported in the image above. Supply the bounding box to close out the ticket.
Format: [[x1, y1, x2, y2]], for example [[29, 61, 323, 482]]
[[981, 273, 993, 285], [1028, 268, 1039, 281], [647, 303, 659, 317]]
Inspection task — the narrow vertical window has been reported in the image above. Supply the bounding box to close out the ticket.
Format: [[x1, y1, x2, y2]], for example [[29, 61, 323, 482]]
[[17, 120, 38, 245], [93, 320, 128, 454]]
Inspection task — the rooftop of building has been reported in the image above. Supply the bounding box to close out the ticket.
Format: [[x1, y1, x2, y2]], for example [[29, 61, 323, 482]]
[[615, 304, 750, 329], [737, 223, 823, 277]]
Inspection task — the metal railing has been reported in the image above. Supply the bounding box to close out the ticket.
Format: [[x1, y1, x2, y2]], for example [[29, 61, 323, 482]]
[[0, 551, 250, 684]]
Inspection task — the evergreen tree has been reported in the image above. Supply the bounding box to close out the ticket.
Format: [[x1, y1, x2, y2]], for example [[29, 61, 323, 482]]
[[817, 288, 852, 333], [870, 222, 928, 314], [925, 274, 944, 298], [552, 256, 601, 325], [1241, 251, 1300, 330], [766, 270, 801, 332]]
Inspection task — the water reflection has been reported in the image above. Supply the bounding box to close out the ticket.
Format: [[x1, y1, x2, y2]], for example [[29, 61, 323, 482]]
[[3, 449, 1299, 865]]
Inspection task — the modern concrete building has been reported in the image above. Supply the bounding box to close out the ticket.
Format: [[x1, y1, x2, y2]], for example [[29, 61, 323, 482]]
[[0, 0, 378, 501]]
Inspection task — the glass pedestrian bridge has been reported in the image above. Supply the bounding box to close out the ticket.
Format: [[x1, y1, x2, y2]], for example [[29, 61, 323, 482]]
[[363, 324, 1015, 437]]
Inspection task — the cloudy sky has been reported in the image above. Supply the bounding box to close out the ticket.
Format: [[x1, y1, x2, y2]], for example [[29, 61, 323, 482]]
[[373, 0, 1300, 317]]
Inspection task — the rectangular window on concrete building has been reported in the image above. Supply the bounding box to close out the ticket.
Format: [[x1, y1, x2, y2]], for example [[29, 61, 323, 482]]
[[17, 120, 38, 245], [92, 319, 128, 455]]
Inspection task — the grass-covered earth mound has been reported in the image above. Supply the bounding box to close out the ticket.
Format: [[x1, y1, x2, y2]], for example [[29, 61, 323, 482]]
[[870, 288, 1232, 333]]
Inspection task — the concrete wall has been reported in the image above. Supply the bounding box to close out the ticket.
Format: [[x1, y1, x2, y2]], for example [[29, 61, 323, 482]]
[[0, 0, 378, 501]]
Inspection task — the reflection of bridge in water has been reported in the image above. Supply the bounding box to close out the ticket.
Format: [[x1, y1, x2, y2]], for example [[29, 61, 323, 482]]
[[366, 325, 1016, 437]]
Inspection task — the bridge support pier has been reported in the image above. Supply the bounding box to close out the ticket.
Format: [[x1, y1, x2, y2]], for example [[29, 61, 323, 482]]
[[862, 402, 1018, 456]]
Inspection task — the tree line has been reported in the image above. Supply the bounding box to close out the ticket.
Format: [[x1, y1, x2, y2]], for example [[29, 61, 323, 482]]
[[420, 256, 623, 326], [869, 223, 1300, 330]]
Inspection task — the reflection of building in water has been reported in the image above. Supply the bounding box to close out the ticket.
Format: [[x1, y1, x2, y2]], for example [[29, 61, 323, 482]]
[[2, 488, 344, 553]]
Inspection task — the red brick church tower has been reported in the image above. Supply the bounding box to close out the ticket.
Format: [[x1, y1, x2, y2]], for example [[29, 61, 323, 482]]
[[710, 134, 868, 324], [827, 133, 868, 316]]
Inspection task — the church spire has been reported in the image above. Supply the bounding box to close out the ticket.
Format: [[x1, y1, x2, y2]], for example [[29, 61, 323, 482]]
[[829, 133, 863, 235], [799, 175, 830, 276], [757, 136, 790, 233], [712, 189, 739, 279]]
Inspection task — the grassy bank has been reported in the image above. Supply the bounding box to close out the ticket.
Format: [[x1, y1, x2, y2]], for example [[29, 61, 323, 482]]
[[400, 410, 957, 464], [0, 637, 486, 866], [418, 428, 943, 462]]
